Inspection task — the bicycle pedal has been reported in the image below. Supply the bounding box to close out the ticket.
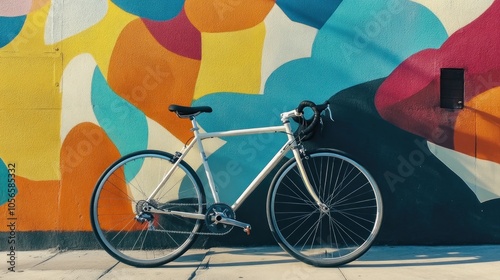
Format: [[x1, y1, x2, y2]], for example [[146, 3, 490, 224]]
[[243, 226, 251, 236]]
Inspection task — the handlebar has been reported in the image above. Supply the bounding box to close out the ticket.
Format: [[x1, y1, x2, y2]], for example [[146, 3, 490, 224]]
[[294, 100, 330, 139]]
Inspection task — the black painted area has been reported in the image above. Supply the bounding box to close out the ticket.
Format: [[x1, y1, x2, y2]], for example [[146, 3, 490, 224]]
[[308, 79, 500, 244], [0, 231, 100, 251]]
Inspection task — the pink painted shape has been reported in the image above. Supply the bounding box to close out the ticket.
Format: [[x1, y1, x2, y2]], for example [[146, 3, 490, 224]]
[[375, 0, 500, 148], [142, 9, 201, 60], [0, 0, 32, 16], [30, 0, 51, 12]]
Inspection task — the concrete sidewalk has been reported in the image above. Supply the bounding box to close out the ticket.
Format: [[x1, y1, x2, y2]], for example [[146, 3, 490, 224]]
[[2, 245, 499, 279]]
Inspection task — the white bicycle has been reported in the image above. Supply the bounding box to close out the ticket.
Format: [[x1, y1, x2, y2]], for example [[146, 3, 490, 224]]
[[90, 100, 383, 267]]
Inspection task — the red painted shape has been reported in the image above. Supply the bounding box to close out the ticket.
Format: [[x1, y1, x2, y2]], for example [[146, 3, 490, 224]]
[[142, 9, 201, 60], [375, 0, 500, 149]]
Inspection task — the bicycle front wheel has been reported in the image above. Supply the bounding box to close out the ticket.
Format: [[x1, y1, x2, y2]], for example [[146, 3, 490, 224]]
[[267, 150, 383, 267], [90, 150, 205, 267]]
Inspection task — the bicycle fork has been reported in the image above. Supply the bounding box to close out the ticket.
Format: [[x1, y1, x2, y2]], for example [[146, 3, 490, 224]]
[[292, 147, 330, 214]]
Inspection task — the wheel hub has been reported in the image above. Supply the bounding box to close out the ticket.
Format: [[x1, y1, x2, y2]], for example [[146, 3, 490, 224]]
[[319, 203, 330, 214], [135, 200, 154, 223]]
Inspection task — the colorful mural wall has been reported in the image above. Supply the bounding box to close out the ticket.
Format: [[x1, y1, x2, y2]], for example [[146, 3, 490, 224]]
[[1, 0, 500, 249]]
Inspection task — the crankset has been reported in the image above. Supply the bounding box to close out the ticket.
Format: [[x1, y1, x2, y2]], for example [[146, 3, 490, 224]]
[[205, 203, 251, 235]]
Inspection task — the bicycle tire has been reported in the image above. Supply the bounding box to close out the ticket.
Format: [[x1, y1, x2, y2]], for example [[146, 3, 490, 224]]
[[90, 150, 205, 267], [267, 149, 383, 267]]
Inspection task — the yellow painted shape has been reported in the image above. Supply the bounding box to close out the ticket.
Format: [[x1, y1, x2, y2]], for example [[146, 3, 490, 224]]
[[60, 3, 137, 77], [3, 1, 135, 76], [194, 22, 265, 99], [0, 55, 62, 180]]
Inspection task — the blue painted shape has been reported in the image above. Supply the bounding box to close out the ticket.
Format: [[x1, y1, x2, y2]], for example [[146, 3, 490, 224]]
[[91, 67, 148, 181], [265, 0, 448, 101], [0, 15, 26, 48], [192, 1, 449, 204], [192, 93, 301, 204], [276, 0, 342, 29], [111, 0, 184, 21], [0, 159, 17, 206]]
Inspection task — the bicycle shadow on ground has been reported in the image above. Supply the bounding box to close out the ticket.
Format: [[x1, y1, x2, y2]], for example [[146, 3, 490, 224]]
[[167, 245, 500, 269], [167, 246, 297, 268], [348, 245, 500, 268]]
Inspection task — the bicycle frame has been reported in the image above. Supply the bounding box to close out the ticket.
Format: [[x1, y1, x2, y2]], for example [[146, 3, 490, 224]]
[[92, 101, 383, 268], [146, 109, 323, 214]]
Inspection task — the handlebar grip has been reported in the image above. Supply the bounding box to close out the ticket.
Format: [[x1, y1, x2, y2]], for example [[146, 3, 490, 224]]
[[297, 100, 320, 137], [295, 100, 330, 139], [297, 100, 317, 114]]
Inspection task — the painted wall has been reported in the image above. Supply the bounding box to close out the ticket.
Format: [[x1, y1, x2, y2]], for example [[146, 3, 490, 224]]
[[1, 0, 500, 249]]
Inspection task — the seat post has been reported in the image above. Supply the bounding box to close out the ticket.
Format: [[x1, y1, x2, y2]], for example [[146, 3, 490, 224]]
[[190, 115, 221, 203], [190, 117, 201, 136]]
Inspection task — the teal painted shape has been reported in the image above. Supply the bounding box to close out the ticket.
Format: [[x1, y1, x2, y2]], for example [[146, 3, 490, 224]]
[[193, 93, 300, 203], [276, 0, 342, 29], [0, 15, 26, 48], [111, 0, 184, 21], [192, 1, 448, 203], [91, 67, 148, 181], [264, 0, 448, 101], [0, 159, 17, 206]]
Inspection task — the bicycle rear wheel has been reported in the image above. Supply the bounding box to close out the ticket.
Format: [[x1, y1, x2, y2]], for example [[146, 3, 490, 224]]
[[90, 150, 205, 267], [267, 150, 382, 267]]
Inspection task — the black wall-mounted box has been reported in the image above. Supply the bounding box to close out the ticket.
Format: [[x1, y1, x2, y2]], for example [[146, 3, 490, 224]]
[[440, 68, 464, 109]]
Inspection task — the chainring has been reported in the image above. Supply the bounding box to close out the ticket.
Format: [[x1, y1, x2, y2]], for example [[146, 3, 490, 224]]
[[205, 203, 235, 234]]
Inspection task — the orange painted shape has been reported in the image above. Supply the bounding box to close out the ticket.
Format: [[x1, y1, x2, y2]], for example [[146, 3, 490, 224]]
[[464, 87, 500, 164], [107, 19, 200, 143], [0, 177, 59, 231], [94, 164, 142, 232], [30, 0, 51, 12], [453, 107, 476, 158], [58, 123, 122, 231], [185, 0, 275, 32]]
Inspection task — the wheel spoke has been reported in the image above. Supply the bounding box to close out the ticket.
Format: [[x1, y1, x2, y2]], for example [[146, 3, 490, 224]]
[[91, 151, 205, 267], [268, 151, 382, 267]]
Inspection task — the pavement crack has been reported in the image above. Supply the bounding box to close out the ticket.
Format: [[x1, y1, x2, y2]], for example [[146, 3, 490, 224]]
[[32, 247, 67, 268], [97, 262, 120, 279], [338, 268, 348, 280], [188, 249, 212, 280]]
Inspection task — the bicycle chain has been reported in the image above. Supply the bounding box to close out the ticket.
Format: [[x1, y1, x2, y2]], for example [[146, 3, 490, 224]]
[[146, 202, 233, 236], [155, 228, 230, 236]]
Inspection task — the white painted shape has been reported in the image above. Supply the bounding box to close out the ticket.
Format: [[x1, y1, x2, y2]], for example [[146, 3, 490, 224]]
[[261, 5, 318, 93], [428, 141, 500, 203], [45, 0, 108, 44], [128, 117, 226, 200], [146, 118, 225, 169], [411, 0, 494, 35], [60, 53, 100, 141]]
